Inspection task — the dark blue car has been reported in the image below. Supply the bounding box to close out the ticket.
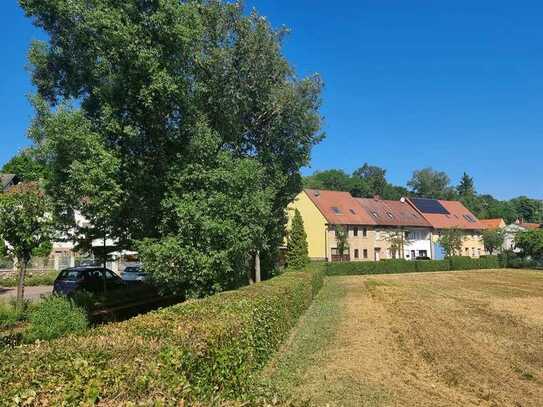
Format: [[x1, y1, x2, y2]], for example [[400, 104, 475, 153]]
[[53, 267, 126, 296]]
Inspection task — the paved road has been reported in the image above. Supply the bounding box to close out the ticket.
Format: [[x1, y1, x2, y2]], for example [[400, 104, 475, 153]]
[[0, 285, 52, 301]]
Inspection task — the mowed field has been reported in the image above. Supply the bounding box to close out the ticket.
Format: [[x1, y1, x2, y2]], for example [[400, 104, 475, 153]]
[[262, 270, 543, 406]]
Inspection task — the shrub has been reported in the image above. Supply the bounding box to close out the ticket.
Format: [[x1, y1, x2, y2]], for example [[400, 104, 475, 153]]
[[24, 296, 88, 342], [0, 270, 58, 287], [326, 256, 501, 276], [0, 264, 324, 405], [286, 209, 309, 270], [0, 299, 33, 329]]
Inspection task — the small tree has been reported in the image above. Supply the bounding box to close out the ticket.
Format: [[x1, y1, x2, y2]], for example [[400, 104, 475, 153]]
[[385, 230, 414, 259], [335, 225, 350, 261], [286, 209, 309, 270], [0, 183, 53, 307], [515, 230, 543, 259], [482, 229, 505, 255], [438, 228, 464, 257]]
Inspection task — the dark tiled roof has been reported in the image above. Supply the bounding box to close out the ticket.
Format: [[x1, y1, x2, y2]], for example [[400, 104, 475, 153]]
[[406, 198, 485, 230]]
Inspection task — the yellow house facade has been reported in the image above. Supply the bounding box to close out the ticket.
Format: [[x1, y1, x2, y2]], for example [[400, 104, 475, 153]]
[[288, 190, 488, 262]]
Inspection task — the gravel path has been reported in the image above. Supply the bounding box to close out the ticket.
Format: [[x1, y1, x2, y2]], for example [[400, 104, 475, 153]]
[[0, 285, 52, 301]]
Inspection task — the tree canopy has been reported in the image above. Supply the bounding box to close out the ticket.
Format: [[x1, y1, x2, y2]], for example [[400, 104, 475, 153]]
[[21, 0, 323, 295], [407, 167, 455, 199], [0, 183, 53, 305]]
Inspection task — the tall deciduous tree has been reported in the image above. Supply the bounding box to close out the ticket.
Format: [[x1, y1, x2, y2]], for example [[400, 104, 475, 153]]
[[21, 1, 323, 295], [286, 209, 309, 270], [353, 163, 387, 197], [407, 167, 456, 199], [482, 229, 505, 255], [0, 183, 53, 307], [515, 230, 543, 259]]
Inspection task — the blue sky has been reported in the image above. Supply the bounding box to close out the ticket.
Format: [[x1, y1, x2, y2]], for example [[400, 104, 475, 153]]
[[1, 1, 542, 199]]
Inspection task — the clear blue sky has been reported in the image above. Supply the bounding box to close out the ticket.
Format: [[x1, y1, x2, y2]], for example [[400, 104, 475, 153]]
[[1, 1, 542, 200]]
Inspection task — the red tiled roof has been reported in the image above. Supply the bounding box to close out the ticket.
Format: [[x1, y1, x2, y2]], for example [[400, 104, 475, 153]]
[[479, 218, 505, 230], [406, 198, 485, 230], [519, 222, 541, 230], [304, 189, 376, 225], [356, 198, 432, 228]]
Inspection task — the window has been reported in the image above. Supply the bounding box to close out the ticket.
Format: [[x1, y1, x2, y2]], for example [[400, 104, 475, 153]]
[[371, 211, 379, 218], [349, 208, 356, 214], [386, 211, 394, 219], [363, 249, 368, 259], [418, 250, 428, 257], [331, 206, 341, 214], [354, 249, 359, 259], [362, 228, 367, 237], [331, 248, 338, 255], [353, 227, 358, 237]]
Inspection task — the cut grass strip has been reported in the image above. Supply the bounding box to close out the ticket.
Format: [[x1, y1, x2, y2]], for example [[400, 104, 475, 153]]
[[258, 277, 345, 403]]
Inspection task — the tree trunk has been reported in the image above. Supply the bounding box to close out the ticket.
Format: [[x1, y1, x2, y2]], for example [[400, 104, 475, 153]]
[[103, 235, 107, 269], [16, 259, 27, 309], [255, 250, 261, 283]]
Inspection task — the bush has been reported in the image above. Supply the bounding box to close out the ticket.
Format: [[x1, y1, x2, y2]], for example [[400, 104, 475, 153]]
[[24, 296, 88, 342], [0, 270, 58, 287], [0, 299, 33, 329], [0, 263, 325, 405], [326, 256, 501, 276]]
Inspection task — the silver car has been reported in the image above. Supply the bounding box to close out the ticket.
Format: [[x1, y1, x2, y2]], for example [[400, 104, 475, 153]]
[[121, 266, 147, 282]]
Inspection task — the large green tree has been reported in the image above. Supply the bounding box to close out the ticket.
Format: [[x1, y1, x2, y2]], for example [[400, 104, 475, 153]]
[[515, 229, 543, 259], [0, 183, 53, 307], [457, 172, 475, 197], [22, 0, 323, 295], [510, 196, 542, 223], [352, 163, 387, 197], [407, 167, 456, 199], [1, 148, 46, 182], [482, 229, 505, 255]]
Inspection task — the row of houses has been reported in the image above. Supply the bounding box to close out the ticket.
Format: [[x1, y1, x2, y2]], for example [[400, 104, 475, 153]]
[[287, 189, 492, 262]]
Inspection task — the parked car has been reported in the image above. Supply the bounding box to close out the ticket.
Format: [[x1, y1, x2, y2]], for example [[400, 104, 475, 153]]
[[121, 266, 147, 282], [53, 267, 126, 296]]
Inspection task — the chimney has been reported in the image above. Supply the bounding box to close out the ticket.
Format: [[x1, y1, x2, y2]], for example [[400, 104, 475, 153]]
[[400, 197, 406, 203]]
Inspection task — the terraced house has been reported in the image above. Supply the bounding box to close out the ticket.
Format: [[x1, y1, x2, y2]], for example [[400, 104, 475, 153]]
[[288, 189, 486, 261]]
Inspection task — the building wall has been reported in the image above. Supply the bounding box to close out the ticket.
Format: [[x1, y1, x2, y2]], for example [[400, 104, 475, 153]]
[[327, 225, 377, 261], [431, 230, 485, 258], [325, 226, 434, 261], [287, 191, 328, 260], [403, 229, 433, 260]]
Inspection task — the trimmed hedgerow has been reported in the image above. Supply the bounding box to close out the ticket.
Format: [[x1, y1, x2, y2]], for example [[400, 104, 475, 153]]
[[326, 256, 501, 276], [0, 263, 324, 405]]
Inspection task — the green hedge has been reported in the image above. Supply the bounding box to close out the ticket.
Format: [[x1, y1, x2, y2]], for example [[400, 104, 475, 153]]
[[0, 263, 324, 405], [326, 256, 501, 276]]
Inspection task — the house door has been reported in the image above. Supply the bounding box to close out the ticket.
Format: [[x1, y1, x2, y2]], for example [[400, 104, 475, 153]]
[[411, 250, 416, 261], [374, 248, 381, 261]]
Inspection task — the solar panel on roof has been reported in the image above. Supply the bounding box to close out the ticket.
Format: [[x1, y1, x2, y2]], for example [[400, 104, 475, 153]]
[[411, 198, 450, 215]]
